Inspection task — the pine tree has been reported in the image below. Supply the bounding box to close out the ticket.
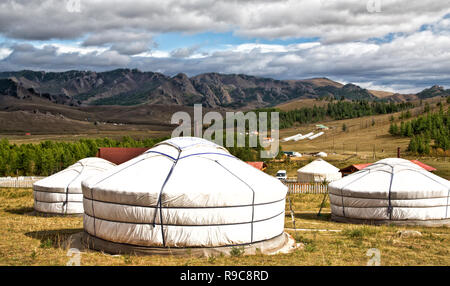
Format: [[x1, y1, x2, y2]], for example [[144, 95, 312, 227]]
[[400, 122, 405, 136], [389, 123, 395, 135], [408, 136, 418, 153], [406, 110, 412, 119], [406, 122, 413, 137]]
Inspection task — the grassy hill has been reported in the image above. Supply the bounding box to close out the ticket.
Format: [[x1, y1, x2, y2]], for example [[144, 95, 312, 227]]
[[277, 96, 449, 179]]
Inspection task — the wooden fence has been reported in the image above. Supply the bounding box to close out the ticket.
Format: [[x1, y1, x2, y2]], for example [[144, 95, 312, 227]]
[[285, 177, 298, 183], [0, 177, 45, 188], [284, 182, 328, 194]]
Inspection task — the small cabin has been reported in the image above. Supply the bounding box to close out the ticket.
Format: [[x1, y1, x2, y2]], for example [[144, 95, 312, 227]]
[[97, 147, 150, 165], [340, 160, 436, 176], [246, 161, 268, 171]]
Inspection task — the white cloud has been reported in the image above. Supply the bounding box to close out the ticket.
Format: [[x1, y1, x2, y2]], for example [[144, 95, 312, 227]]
[[1, 1, 450, 92], [0, 47, 12, 60], [81, 30, 154, 55], [231, 43, 289, 54], [35, 43, 108, 55], [228, 42, 321, 54], [0, 0, 449, 43], [134, 50, 170, 58], [354, 81, 397, 93], [3, 25, 450, 92]]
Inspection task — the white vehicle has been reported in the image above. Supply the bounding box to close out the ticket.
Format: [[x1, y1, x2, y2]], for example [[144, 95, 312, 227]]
[[293, 152, 302, 157], [276, 170, 287, 180], [284, 151, 302, 158]]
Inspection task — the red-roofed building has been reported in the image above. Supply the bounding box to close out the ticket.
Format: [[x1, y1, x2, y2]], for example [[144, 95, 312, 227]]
[[340, 160, 436, 176], [97, 147, 150, 165], [246, 161, 267, 171], [340, 163, 372, 176], [409, 160, 437, 172]]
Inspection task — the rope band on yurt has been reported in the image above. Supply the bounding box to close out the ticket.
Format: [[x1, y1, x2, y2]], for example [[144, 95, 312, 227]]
[[152, 147, 182, 247], [180, 152, 236, 160], [340, 188, 346, 217], [83, 210, 284, 227], [338, 168, 374, 218], [89, 157, 155, 237], [352, 163, 395, 220], [62, 163, 85, 214], [213, 160, 256, 244], [84, 196, 285, 209], [60, 161, 113, 214], [387, 165, 395, 220], [391, 167, 450, 219], [153, 140, 230, 155], [87, 155, 152, 232], [145, 151, 235, 161], [90, 186, 97, 237], [447, 188, 450, 219], [396, 167, 450, 188], [92, 158, 150, 188]]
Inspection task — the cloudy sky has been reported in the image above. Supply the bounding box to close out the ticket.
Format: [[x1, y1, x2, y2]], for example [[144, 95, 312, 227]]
[[1, 0, 450, 93]]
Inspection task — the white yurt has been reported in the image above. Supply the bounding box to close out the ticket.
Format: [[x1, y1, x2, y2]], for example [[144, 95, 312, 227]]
[[297, 159, 342, 183], [81, 137, 291, 256], [329, 158, 450, 226], [33, 158, 116, 215], [315, 151, 327, 158]]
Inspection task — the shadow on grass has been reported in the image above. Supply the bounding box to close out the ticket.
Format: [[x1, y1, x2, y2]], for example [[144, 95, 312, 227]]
[[292, 212, 332, 222], [5, 207, 83, 217], [25, 228, 83, 249], [5, 206, 34, 215]]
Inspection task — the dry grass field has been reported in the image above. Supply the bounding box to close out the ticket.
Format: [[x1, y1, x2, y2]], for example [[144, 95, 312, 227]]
[[279, 107, 413, 156], [5, 130, 171, 145], [0, 96, 448, 266], [0, 188, 448, 266]]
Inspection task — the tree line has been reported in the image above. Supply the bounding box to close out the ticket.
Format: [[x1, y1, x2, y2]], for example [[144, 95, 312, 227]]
[[0, 135, 272, 177], [0, 137, 167, 176], [255, 100, 415, 129], [389, 106, 450, 154]]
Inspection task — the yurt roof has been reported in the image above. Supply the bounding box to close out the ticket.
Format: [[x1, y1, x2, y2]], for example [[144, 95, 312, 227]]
[[82, 137, 287, 207], [329, 158, 450, 197], [315, 152, 328, 157], [297, 158, 340, 174], [33, 157, 116, 191]]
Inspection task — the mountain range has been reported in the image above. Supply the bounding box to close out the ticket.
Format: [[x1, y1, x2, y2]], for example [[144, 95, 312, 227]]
[[3, 69, 447, 109], [0, 69, 449, 134]]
